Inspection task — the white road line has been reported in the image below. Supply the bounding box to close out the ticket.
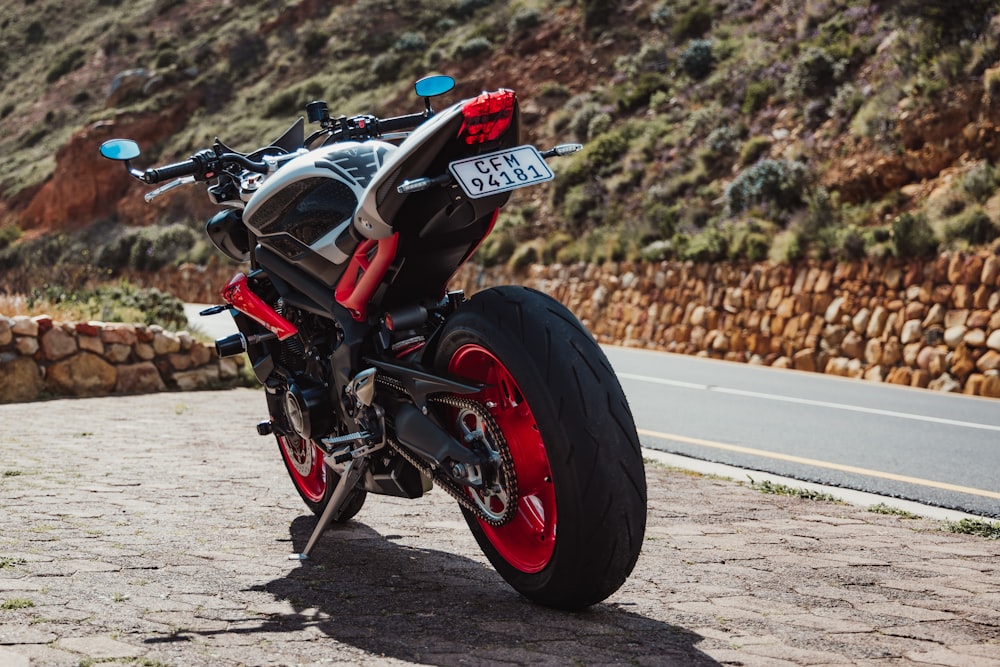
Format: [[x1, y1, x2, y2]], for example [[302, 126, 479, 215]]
[[618, 372, 1000, 433]]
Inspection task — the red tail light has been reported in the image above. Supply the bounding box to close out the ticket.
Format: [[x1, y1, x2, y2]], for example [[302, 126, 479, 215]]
[[459, 89, 516, 145]]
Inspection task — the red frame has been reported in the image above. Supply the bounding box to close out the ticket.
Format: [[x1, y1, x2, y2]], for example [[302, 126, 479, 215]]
[[221, 273, 298, 340], [335, 233, 400, 321]]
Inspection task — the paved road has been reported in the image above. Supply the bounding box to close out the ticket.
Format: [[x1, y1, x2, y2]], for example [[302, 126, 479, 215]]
[[1, 390, 1000, 666], [607, 347, 1000, 519]]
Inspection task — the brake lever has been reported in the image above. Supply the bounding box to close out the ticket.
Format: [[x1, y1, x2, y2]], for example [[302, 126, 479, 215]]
[[144, 176, 196, 202]]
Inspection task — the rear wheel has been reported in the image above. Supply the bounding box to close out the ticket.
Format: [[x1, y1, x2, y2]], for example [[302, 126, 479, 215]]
[[433, 286, 646, 610], [277, 434, 367, 520]]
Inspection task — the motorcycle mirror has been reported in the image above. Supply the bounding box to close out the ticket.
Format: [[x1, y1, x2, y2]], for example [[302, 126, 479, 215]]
[[99, 139, 141, 161], [414, 75, 455, 99]]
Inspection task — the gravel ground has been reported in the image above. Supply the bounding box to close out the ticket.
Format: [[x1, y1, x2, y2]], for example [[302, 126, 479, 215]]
[[1, 389, 998, 666]]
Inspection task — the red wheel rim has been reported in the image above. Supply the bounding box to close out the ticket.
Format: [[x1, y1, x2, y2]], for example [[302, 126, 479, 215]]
[[448, 344, 556, 573], [278, 435, 327, 503]]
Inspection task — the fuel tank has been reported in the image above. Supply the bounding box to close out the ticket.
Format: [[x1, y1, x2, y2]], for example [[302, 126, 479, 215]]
[[243, 141, 397, 284]]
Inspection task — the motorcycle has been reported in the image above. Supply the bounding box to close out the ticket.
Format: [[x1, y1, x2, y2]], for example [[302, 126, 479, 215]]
[[100, 75, 646, 610]]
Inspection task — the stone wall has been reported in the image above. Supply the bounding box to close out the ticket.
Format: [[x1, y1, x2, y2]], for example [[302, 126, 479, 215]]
[[452, 250, 1000, 399], [0, 316, 244, 403]]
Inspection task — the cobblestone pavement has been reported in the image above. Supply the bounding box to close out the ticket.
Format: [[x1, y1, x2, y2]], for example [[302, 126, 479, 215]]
[[1, 389, 998, 666]]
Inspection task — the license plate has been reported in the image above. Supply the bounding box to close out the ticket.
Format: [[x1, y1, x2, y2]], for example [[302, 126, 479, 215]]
[[448, 146, 554, 199]]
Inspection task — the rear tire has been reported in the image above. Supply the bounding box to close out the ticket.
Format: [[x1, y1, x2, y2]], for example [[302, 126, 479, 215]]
[[276, 434, 367, 520], [433, 286, 646, 610]]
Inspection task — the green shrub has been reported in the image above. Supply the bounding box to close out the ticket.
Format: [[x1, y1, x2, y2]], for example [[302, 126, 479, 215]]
[[679, 39, 714, 80], [25, 21, 44, 45], [618, 72, 671, 112], [509, 8, 541, 35], [46, 48, 87, 84], [394, 32, 427, 52], [583, 0, 614, 30], [961, 162, 997, 202], [507, 241, 540, 273], [303, 31, 330, 57], [725, 159, 810, 215], [891, 212, 938, 258], [0, 225, 21, 251], [785, 47, 842, 99], [454, 37, 492, 59], [452, 0, 492, 18], [739, 136, 773, 165], [672, 2, 712, 41], [684, 227, 727, 262], [742, 81, 773, 115], [945, 207, 1000, 246]]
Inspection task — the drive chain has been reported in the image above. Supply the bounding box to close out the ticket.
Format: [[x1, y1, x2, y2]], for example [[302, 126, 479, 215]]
[[377, 375, 518, 526]]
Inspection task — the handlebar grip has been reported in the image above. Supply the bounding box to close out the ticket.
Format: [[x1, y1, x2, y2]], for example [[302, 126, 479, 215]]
[[378, 112, 427, 134], [144, 159, 200, 184]]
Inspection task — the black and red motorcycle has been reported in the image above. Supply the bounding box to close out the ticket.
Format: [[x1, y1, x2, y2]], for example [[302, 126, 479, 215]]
[[100, 75, 646, 609]]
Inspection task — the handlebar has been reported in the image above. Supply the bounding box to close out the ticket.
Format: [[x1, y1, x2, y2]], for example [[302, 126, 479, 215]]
[[376, 112, 427, 135], [141, 152, 268, 184]]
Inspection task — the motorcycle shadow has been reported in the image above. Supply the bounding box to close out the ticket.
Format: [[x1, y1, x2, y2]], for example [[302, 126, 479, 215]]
[[250, 514, 721, 666]]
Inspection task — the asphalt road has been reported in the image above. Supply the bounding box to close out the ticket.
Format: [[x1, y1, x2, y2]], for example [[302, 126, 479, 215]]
[[606, 346, 1000, 519]]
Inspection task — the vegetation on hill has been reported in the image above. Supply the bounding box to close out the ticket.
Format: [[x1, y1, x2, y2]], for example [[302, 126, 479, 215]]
[[2, 0, 1000, 296]]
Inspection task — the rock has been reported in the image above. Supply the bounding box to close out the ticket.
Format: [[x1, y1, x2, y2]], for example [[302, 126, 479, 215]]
[[824, 296, 846, 323], [40, 326, 77, 361], [15, 336, 39, 356], [944, 325, 967, 348], [101, 324, 137, 346], [11, 316, 38, 337], [0, 357, 44, 403], [792, 348, 816, 372], [45, 352, 117, 397], [78, 335, 104, 355], [964, 374, 985, 395], [922, 303, 945, 328], [944, 309, 969, 328], [0, 317, 12, 346], [977, 350, 1000, 373], [928, 373, 960, 392], [988, 329, 1000, 352], [114, 362, 167, 394], [865, 338, 883, 365], [852, 308, 871, 334], [900, 319, 923, 344], [152, 331, 181, 355], [172, 367, 219, 390], [841, 331, 864, 359], [886, 367, 912, 385], [864, 365, 884, 382], [950, 343, 975, 379], [982, 373, 1000, 398], [982, 254, 999, 285], [135, 343, 155, 360], [963, 329, 987, 347], [825, 357, 849, 376], [106, 343, 132, 363], [866, 307, 888, 338], [883, 267, 902, 289], [904, 300, 925, 321], [911, 369, 931, 388]]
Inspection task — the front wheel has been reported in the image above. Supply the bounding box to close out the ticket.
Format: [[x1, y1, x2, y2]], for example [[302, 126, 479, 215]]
[[433, 286, 646, 610]]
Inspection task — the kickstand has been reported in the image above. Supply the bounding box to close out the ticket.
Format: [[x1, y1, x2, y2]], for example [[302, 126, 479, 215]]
[[289, 457, 367, 561]]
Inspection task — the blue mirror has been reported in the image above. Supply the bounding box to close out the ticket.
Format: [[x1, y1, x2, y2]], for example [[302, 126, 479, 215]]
[[414, 75, 455, 98], [99, 139, 141, 161]]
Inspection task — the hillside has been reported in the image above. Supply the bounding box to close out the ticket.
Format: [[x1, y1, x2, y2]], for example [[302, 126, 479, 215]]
[[2, 0, 1000, 294]]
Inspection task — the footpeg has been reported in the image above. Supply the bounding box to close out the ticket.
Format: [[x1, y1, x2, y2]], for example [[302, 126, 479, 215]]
[[256, 421, 273, 436]]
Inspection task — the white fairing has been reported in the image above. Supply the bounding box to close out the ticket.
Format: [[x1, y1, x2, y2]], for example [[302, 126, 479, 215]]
[[353, 101, 465, 240], [244, 140, 396, 264]]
